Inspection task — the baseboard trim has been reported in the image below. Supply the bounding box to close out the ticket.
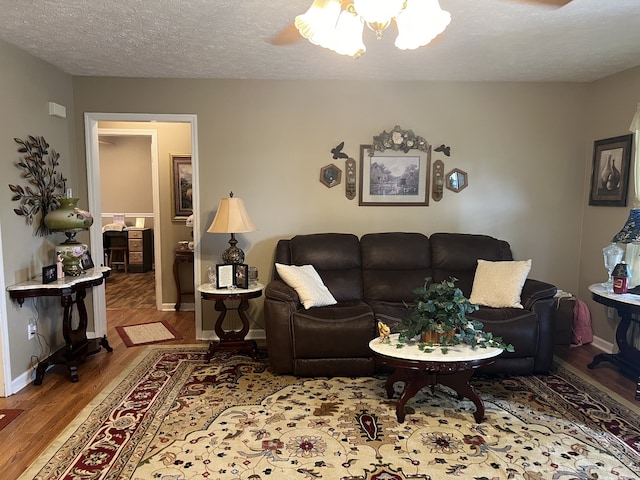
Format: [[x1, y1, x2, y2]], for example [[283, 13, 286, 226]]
[[591, 335, 614, 354]]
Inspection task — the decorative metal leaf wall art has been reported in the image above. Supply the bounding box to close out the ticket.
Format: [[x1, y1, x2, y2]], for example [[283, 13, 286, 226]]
[[8, 135, 67, 236]]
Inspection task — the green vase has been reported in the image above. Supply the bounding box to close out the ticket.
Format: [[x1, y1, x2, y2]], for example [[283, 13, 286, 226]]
[[44, 197, 94, 231]]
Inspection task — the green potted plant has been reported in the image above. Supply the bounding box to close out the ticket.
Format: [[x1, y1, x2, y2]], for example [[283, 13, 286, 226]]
[[397, 277, 515, 354]]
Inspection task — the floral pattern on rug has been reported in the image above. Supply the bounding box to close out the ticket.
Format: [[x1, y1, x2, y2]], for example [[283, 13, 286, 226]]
[[23, 347, 640, 480]]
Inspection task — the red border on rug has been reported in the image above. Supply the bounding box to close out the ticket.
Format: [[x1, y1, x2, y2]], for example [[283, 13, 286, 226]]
[[0, 409, 23, 431], [116, 320, 183, 347]]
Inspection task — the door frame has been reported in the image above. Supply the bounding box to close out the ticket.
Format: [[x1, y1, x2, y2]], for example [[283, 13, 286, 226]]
[[84, 112, 201, 338]]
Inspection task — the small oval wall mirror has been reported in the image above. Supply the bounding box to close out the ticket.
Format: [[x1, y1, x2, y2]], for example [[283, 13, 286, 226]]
[[446, 169, 468, 193]]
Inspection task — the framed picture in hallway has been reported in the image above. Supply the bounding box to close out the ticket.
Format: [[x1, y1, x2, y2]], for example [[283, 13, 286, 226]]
[[589, 134, 633, 207], [172, 154, 193, 220]]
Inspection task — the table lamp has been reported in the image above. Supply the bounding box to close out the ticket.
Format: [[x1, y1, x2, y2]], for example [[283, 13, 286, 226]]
[[207, 192, 257, 264]]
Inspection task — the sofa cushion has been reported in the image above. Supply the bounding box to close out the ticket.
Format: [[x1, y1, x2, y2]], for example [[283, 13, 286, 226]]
[[430, 233, 513, 295], [289, 233, 363, 302], [468, 307, 539, 358], [361, 232, 432, 303], [275, 263, 337, 309], [470, 259, 532, 308]]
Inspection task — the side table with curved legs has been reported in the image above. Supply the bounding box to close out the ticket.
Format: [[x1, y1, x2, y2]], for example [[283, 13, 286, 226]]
[[7, 267, 113, 385], [198, 283, 264, 360], [588, 283, 640, 400], [370, 334, 502, 423]]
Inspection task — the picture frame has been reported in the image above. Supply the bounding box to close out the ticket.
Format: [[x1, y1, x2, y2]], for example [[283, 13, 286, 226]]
[[42, 264, 57, 284], [234, 263, 249, 289], [171, 154, 193, 220], [589, 134, 633, 207], [358, 144, 431, 206], [81, 251, 94, 270], [216, 264, 235, 289]]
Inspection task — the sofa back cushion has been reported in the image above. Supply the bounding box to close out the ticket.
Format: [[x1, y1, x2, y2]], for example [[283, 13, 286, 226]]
[[287, 233, 363, 302], [430, 233, 513, 296], [361, 232, 432, 303]]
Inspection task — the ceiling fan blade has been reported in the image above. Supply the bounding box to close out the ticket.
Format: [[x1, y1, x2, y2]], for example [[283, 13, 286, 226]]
[[512, 0, 572, 6], [270, 22, 302, 46]]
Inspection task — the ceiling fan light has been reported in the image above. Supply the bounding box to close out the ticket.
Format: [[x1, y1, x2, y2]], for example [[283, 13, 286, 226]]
[[353, 0, 404, 26], [395, 0, 451, 50], [295, 0, 342, 49], [331, 9, 366, 57]]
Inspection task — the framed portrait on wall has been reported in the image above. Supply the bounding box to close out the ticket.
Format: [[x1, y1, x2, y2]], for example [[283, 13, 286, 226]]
[[588, 134, 633, 207], [171, 154, 193, 219], [358, 144, 431, 206]]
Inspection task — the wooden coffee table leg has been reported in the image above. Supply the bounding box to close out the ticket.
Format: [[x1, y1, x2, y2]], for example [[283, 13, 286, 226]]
[[438, 369, 485, 423], [394, 369, 433, 423]]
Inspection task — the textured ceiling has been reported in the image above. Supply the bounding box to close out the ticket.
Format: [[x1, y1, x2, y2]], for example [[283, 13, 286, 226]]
[[1, 0, 639, 82]]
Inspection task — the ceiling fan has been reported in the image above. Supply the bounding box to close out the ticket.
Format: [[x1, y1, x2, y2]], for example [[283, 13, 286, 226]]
[[271, 0, 574, 57]]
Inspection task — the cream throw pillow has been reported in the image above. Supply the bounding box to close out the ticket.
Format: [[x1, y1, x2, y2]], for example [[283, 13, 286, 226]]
[[275, 263, 337, 310], [470, 259, 532, 309]]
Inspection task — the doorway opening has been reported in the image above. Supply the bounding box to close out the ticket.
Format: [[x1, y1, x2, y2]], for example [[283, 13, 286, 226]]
[[84, 113, 201, 340]]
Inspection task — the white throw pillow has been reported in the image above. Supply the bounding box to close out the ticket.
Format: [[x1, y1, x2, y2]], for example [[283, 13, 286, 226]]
[[275, 263, 337, 309], [470, 259, 532, 309]]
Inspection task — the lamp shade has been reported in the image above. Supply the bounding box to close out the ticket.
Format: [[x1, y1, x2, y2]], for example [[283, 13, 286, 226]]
[[612, 208, 640, 243], [207, 196, 257, 234]]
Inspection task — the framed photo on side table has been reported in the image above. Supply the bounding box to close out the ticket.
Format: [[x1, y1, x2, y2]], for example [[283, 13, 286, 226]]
[[234, 264, 248, 289], [216, 264, 235, 289], [42, 265, 57, 284], [588, 134, 633, 207], [359, 144, 431, 206]]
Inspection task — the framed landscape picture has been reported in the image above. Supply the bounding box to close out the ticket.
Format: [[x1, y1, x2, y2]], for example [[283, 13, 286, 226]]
[[358, 144, 431, 206], [588, 134, 633, 207], [172, 154, 193, 219]]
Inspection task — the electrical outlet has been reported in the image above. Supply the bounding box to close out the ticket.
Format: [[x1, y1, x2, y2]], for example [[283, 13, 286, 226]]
[[606, 307, 615, 320], [27, 318, 37, 340]]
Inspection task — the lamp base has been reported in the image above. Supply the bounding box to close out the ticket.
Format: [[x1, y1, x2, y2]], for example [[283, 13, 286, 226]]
[[222, 233, 245, 264], [222, 246, 245, 264]]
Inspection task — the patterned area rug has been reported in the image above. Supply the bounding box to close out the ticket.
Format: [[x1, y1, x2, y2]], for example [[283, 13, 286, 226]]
[[115, 320, 182, 346], [20, 346, 640, 479]]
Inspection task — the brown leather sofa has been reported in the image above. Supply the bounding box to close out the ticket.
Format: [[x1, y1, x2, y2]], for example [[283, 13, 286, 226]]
[[264, 232, 557, 377]]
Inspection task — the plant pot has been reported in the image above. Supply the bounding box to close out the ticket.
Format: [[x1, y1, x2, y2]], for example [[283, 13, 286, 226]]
[[421, 328, 456, 345]]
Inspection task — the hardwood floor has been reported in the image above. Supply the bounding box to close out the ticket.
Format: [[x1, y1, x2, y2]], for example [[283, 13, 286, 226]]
[[0, 310, 637, 479]]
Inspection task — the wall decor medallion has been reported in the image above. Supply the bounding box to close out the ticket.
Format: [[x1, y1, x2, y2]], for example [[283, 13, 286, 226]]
[[320, 164, 342, 188], [8, 135, 68, 236], [372, 125, 428, 154], [588, 134, 633, 207], [359, 144, 431, 206], [446, 168, 468, 193]]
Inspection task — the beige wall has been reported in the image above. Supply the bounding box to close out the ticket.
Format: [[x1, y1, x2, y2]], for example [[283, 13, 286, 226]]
[[0, 39, 75, 385], [99, 135, 154, 215], [73, 77, 589, 332]]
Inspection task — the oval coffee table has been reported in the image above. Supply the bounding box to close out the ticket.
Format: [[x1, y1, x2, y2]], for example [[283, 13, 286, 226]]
[[369, 333, 502, 423]]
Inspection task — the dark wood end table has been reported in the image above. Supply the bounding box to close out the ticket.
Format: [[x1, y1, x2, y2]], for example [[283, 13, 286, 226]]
[[7, 267, 113, 384], [173, 248, 194, 311], [588, 283, 640, 400], [198, 282, 263, 360], [370, 334, 502, 423]]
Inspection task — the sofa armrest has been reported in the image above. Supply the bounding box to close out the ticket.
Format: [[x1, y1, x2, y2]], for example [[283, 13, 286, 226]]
[[521, 278, 557, 372], [521, 278, 557, 310], [265, 279, 301, 306], [264, 279, 301, 374]]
